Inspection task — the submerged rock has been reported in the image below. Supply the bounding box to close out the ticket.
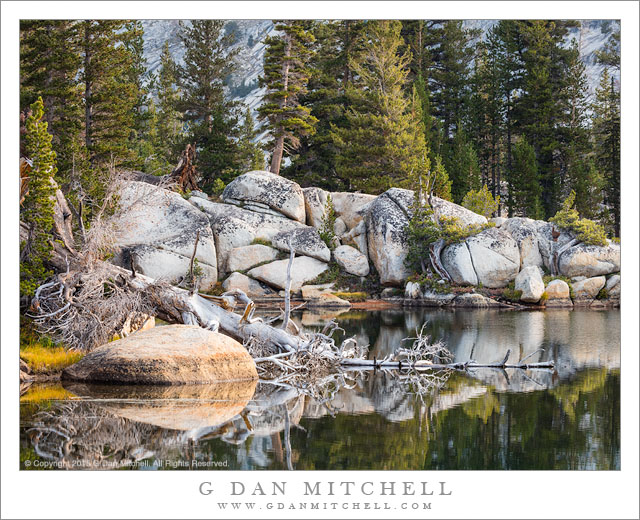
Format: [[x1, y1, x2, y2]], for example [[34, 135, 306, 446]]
[[62, 325, 258, 385], [222, 170, 306, 223]]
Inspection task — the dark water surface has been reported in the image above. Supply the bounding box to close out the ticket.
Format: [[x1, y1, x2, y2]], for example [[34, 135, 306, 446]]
[[20, 309, 620, 470]]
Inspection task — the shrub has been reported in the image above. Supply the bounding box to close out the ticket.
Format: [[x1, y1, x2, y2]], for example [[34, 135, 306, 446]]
[[502, 281, 523, 302], [461, 184, 500, 218], [539, 291, 549, 304], [211, 178, 226, 197], [596, 288, 608, 300], [318, 194, 337, 249], [550, 191, 608, 246]]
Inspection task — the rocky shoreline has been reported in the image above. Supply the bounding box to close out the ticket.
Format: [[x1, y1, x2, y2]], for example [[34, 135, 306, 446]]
[[107, 170, 620, 312]]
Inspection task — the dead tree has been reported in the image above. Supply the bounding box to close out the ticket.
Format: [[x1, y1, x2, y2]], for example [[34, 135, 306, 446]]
[[129, 143, 200, 193]]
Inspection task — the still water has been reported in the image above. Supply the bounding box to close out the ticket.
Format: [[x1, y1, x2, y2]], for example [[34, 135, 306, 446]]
[[20, 309, 620, 470]]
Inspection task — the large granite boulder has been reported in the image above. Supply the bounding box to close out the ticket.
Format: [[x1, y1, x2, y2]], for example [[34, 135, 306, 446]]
[[247, 256, 328, 292], [545, 279, 573, 308], [226, 244, 279, 272], [431, 195, 488, 227], [222, 272, 277, 298], [502, 217, 545, 269], [572, 276, 606, 303], [331, 192, 377, 230], [333, 245, 370, 276], [190, 197, 303, 273], [270, 227, 331, 262], [537, 222, 576, 271], [465, 228, 520, 288], [441, 241, 478, 286], [605, 274, 620, 299], [222, 170, 305, 223], [365, 188, 414, 286], [112, 181, 218, 290], [515, 266, 545, 303], [62, 325, 257, 384], [558, 241, 621, 278]]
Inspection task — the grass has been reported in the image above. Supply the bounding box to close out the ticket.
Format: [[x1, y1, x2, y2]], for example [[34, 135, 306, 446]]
[[502, 282, 523, 302], [20, 384, 75, 403], [20, 344, 84, 374], [251, 237, 273, 247], [333, 291, 367, 302]]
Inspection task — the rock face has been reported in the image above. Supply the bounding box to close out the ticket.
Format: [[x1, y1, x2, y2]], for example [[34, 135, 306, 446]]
[[62, 325, 258, 384], [465, 228, 520, 288], [301, 284, 351, 308], [271, 227, 331, 262], [333, 245, 370, 276], [112, 181, 218, 289], [222, 170, 306, 223], [331, 192, 376, 230], [572, 276, 606, 303], [366, 188, 414, 286], [502, 217, 544, 269], [515, 266, 545, 303], [431, 195, 488, 227], [442, 242, 478, 286], [558, 242, 621, 278], [537, 222, 575, 271], [190, 197, 303, 273], [545, 279, 573, 308], [226, 244, 279, 272], [303, 187, 328, 228], [605, 274, 620, 298], [222, 272, 276, 298], [247, 256, 328, 292]]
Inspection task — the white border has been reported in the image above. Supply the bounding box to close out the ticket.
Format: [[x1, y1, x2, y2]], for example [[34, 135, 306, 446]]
[[2, 2, 638, 519]]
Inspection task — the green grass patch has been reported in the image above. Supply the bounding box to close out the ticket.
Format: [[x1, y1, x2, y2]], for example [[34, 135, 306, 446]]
[[502, 281, 523, 302], [251, 237, 272, 247]]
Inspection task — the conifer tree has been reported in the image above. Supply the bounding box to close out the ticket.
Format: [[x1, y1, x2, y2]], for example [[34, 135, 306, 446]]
[[510, 137, 543, 218], [592, 69, 620, 235], [20, 98, 57, 297], [238, 108, 264, 172], [178, 20, 240, 189], [20, 20, 82, 183], [154, 40, 183, 168], [259, 20, 317, 175], [331, 21, 428, 193], [444, 128, 481, 203]]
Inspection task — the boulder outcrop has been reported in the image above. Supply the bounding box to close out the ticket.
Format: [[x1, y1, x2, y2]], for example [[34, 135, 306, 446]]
[[247, 256, 328, 292], [465, 228, 520, 288], [515, 266, 545, 303], [226, 244, 279, 273], [62, 325, 258, 384], [557, 241, 621, 278], [333, 245, 370, 276], [222, 170, 306, 223], [222, 272, 277, 298], [271, 227, 331, 262]]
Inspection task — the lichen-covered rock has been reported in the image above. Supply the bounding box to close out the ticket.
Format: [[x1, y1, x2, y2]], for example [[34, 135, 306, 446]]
[[431, 196, 488, 227], [330, 192, 377, 230], [515, 266, 545, 303], [112, 181, 218, 289], [226, 244, 279, 272], [465, 228, 520, 288], [605, 274, 620, 298], [544, 279, 573, 308], [301, 284, 351, 308], [441, 241, 478, 286], [558, 241, 621, 278], [451, 292, 501, 308], [333, 245, 369, 276], [365, 188, 414, 286], [222, 272, 276, 298], [190, 197, 303, 273], [490, 217, 507, 227], [271, 227, 331, 262], [421, 291, 457, 306], [303, 187, 328, 228], [502, 217, 545, 269], [537, 222, 576, 271], [62, 325, 258, 384], [340, 219, 369, 258], [222, 170, 305, 223], [247, 256, 328, 292], [572, 276, 606, 303]]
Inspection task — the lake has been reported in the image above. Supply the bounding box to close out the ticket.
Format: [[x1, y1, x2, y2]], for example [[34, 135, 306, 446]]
[[20, 308, 620, 471]]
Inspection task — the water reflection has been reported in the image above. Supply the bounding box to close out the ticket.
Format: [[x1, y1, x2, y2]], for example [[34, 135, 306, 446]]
[[20, 309, 620, 470]]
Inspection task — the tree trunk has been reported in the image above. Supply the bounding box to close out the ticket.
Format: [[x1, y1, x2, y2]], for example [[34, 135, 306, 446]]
[[270, 34, 292, 175]]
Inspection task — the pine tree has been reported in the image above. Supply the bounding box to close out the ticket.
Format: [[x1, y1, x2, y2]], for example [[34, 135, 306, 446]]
[[259, 20, 317, 175], [444, 128, 481, 203], [154, 40, 183, 167], [178, 20, 240, 189], [20, 98, 57, 297], [510, 137, 543, 218], [238, 108, 264, 172], [331, 21, 428, 193], [592, 69, 620, 235], [79, 20, 139, 168], [20, 20, 82, 183]]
